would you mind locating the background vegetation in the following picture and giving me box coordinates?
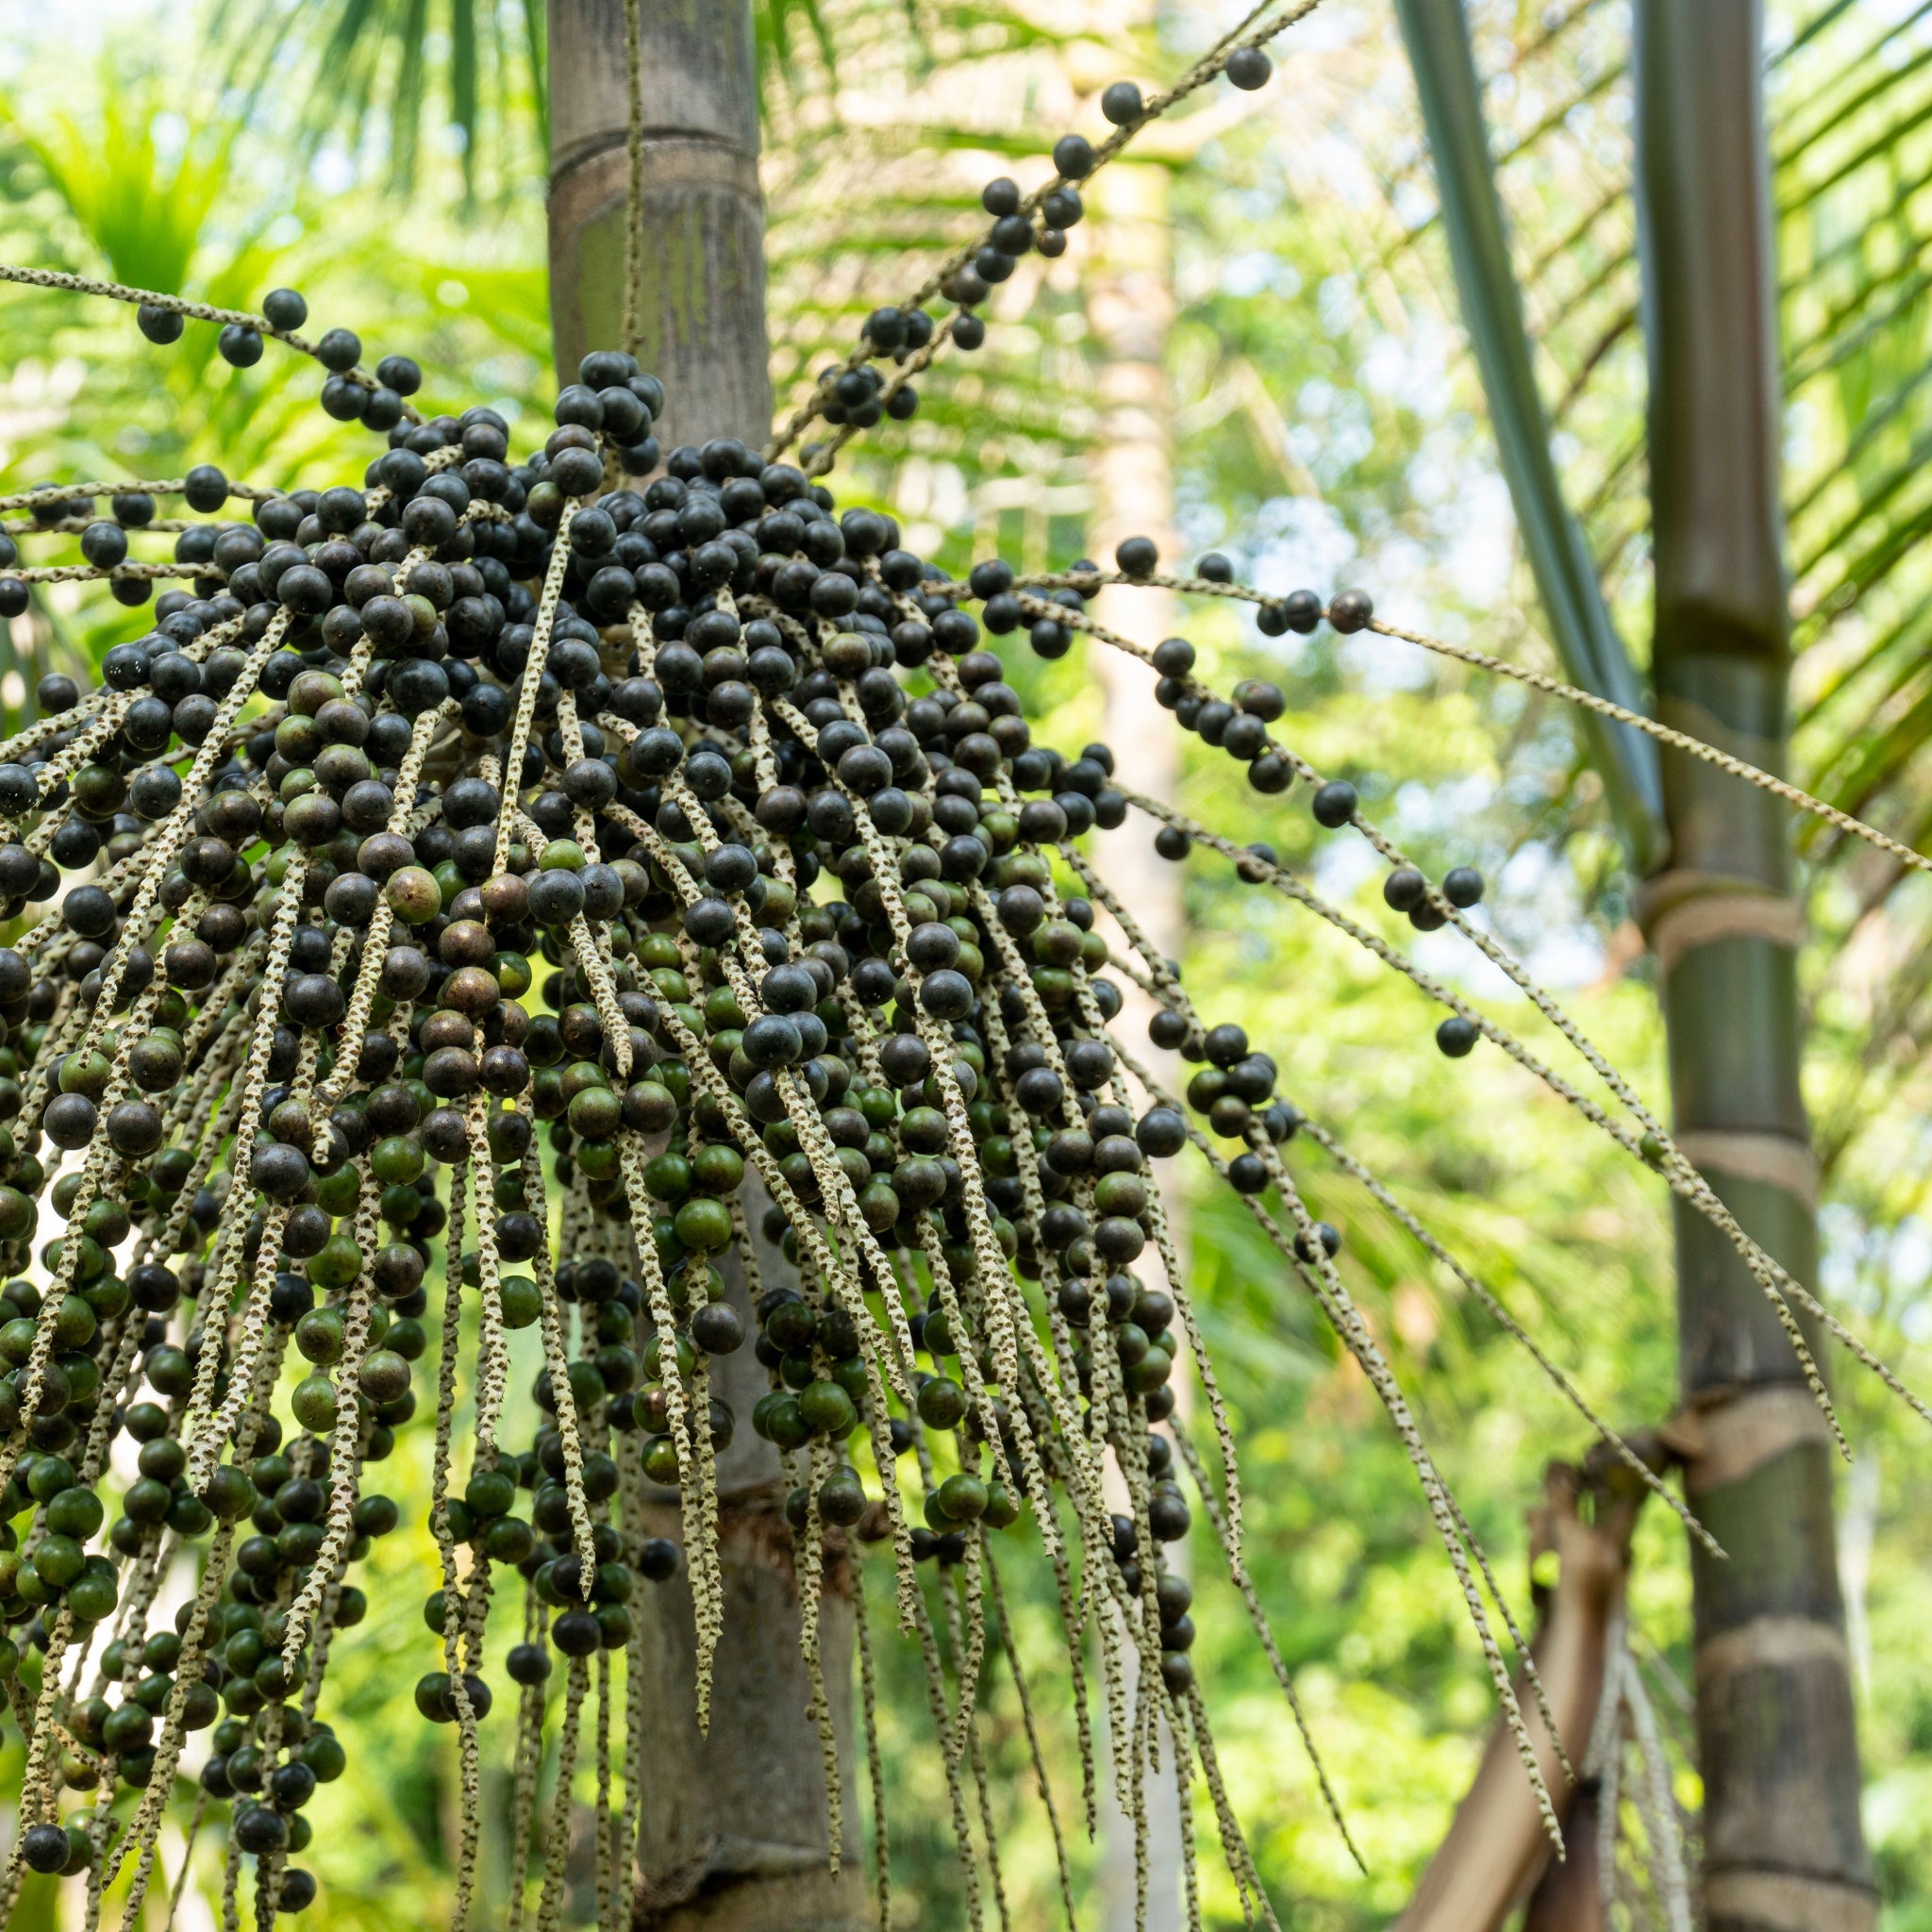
[2,1,1930,1925]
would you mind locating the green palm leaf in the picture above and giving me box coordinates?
[1391,0,1932,1223]
[1391,0,1664,869]
[1,75,236,293]
[197,0,921,197]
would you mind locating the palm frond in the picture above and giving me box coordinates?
[1391,0,1663,869]
[1772,1,1932,168]
[204,0,543,199]
[1392,0,1932,1188]
[0,75,237,293]
[199,0,929,200]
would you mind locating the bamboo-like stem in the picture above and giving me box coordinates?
[1635,3,1874,1919]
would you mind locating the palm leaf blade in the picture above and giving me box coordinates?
[1392,0,1664,871]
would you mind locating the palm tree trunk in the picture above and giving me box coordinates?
[625,1213,865,1932]
[544,8,862,1926]
[1087,150,1188,1932]
[1633,6,1874,1926]
[547,0,773,445]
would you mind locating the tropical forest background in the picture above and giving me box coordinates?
[2,0,1932,1925]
